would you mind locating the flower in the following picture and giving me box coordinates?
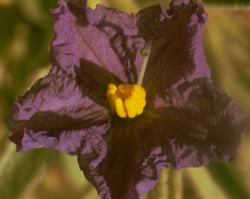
[8,0,248,199]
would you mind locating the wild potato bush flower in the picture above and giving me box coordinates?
[8,0,248,199]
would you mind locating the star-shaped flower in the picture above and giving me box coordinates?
[8,0,248,199]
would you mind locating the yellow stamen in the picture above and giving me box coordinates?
[106,83,146,118]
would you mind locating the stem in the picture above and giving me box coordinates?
[137,41,152,85]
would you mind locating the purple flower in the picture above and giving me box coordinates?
[8,0,248,199]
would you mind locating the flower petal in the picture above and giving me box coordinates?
[76,59,122,108]
[143,78,249,169]
[52,0,145,83]
[9,68,110,154]
[78,118,166,199]
[137,0,210,96]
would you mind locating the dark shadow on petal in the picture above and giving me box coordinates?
[97,21,142,83]
[76,59,122,108]
[67,2,144,83]
[28,111,108,132]
[7,68,111,153]
[137,2,210,101]
[67,0,88,26]
[78,118,144,199]
[8,109,109,134]
[9,110,110,154]
[52,1,145,83]
[140,78,249,169]
[77,117,166,199]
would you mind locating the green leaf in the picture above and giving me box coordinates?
[0,144,55,199]
[207,163,250,199]
[184,168,228,199]
[204,7,250,113]
[204,0,250,5]
[0,5,18,53]
[142,169,183,199]
[146,169,169,199]
[134,0,250,7]
[135,0,170,7]
[167,170,183,199]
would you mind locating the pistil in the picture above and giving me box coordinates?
[137,41,152,85]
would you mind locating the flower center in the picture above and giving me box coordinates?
[106,83,146,118]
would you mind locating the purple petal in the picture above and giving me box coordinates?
[137,0,210,96]
[9,68,110,154]
[52,0,145,83]
[77,118,163,199]
[143,78,249,169]
[76,59,122,108]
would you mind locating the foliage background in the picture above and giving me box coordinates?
[0,0,249,199]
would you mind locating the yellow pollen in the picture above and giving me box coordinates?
[106,83,146,118]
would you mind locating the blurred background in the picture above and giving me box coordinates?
[0,0,249,199]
